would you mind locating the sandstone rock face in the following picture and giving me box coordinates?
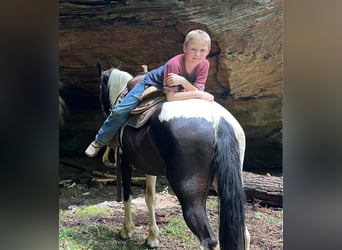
[59,0,282,170]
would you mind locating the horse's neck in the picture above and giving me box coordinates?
[108,69,133,104]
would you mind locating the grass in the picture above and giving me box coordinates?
[159,217,196,249]
[59,227,80,250]
[59,192,282,249]
[253,209,283,225]
[59,222,147,250]
[207,196,219,209]
[59,200,199,249]
[162,217,192,240]
[59,203,137,250]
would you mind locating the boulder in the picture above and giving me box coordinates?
[59,0,282,170]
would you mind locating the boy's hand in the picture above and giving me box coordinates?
[166,73,185,87]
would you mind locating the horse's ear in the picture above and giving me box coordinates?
[96,61,102,77]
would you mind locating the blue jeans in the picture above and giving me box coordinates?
[95,81,146,145]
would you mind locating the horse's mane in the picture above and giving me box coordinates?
[108,68,133,106]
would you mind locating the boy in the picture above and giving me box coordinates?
[85,29,214,157]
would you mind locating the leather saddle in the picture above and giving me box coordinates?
[103,70,165,170]
[127,86,165,128]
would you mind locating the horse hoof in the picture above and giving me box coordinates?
[144,238,159,249]
[213,244,220,250]
[119,228,132,239]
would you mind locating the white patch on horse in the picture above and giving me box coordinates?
[158,99,214,123]
[159,99,245,170]
[159,100,243,133]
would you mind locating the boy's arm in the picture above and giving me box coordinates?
[165,73,197,91]
[165,72,214,102]
[166,90,214,102]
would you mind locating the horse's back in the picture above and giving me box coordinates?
[147,99,220,187]
[157,99,244,144]
[122,99,219,176]
[152,106,214,170]
[122,99,244,176]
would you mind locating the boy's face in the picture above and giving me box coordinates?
[183,39,210,64]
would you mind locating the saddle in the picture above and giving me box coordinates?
[127,86,165,128]
[113,71,166,128]
[102,66,165,170]
[103,85,165,169]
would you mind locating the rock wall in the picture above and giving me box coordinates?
[59,0,282,170]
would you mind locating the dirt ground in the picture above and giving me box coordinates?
[59,178,283,249]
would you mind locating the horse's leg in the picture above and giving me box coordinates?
[120,196,134,238]
[170,176,219,250]
[119,154,134,239]
[144,175,159,248]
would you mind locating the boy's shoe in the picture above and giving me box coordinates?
[85,140,104,157]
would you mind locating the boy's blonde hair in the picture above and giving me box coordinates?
[183,29,211,48]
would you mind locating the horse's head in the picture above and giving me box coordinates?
[97,62,114,88]
[97,61,120,87]
[97,62,134,116]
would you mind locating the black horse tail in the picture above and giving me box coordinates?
[212,117,246,250]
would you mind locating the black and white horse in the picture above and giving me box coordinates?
[99,65,250,250]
